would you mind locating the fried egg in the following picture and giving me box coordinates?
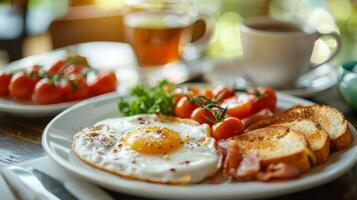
[72,114,221,184]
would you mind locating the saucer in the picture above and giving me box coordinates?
[204,58,338,98]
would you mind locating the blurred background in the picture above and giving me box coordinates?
[0,0,355,67]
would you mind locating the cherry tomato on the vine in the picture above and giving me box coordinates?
[174,96,198,118]
[213,86,235,102]
[190,107,215,126]
[202,87,213,99]
[61,74,90,101]
[249,86,277,113]
[47,60,66,75]
[211,117,245,140]
[89,72,117,96]
[222,95,252,119]
[33,79,65,104]
[0,73,12,97]
[63,64,84,75]
[9,72,39,100]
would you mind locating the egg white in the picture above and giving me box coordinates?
[72,114,221,184]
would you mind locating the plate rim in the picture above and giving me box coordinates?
[42,92,357,200]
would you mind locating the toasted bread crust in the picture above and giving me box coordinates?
[246,104,353,152]
[331,122,353,151]
[272,120,330,164]
[261,151,311,172]
[235,126,314,173]
[314,139,330,164]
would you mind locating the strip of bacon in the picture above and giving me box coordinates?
[254,163,300,181]
[236,151,260,180]
[219,140,300,182]
[242,108,273,127]
[218,140,243,177]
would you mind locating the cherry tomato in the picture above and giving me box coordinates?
[89,72,117,96]
[203,87,213,99]
[28,65,46,79]
[63,64,84,75]
[174,90,185,104]
[174,97,198,118]
[61,75,90,101]
[0,73,12,97]
[222,95,252,119]
[9,72,39,100]
[187,86,201,96]
[33,79,65,104]
[173,87,198,104]
[190,107,215,126]
[211,117,245,140]
[249,86,277,113]
[213,86,235,101]
[30,65,41,74]
[47,60,66,75]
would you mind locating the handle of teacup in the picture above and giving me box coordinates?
[311,31,342,68]
[182,11,216,60]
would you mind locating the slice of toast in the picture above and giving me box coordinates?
[246,105,353,151]
[233,126,315,172]
[271,119,329,164]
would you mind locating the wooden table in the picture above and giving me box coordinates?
[0,86,356,200]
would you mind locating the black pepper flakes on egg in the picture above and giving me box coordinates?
[169,168,176,173]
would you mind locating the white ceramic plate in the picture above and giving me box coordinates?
[42,92,357,200]
[0,42,139,117]
[205,58,338,98]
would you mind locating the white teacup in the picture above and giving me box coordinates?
[240,17,341,87]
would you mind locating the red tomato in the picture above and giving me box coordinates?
[174,97,198,118]
[47,60,66,75]
[173,87,197,104]
[89,72,117,96]
[9,72,39,100]
[0,73,12,97]
[187,86,201,97]
[63,64,84,75]
[33,79,65,104]
[213,86,235,101]
[173,87,212,104]
[190,107,215,126]
[30,65,41,75]
[174,91,185,104]
[222,95,252,119]
[203,87,213,99]
[211,117,245,140]
[61,75,90,101]
[249,86,277,113]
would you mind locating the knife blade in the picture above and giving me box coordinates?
[29,168,79,200]
[7,166,78,200]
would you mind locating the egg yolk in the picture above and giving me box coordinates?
[125,126,182,155]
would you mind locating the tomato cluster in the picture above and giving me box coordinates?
[0,56,117,105]
[173,86,277,141]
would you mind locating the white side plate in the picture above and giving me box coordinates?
[0,42,139,117]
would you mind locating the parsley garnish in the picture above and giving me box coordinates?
[117,80,175,116]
